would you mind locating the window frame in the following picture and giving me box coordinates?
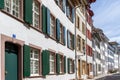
[32,0,41,30]
[54,0,64,11]
[59,54,64,74]
[68,31,74,50]
[50,14,56,39]
[4,0,23,19]
[77,35,81,51]
[59,23,64,44]
[29,44,42,77]
[68,59,74,74]
[66,0,73,21]
[76,15,80,30]
[49,50,56,74]
[82,22,85,35]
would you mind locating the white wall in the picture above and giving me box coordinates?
[0,0,76,79]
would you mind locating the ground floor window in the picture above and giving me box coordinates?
[49,52,55,74]
[30,48,40,76]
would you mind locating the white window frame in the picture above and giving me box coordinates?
[50,54,55,74]
[32,0,40,28]
[69,60,73,73]
[59,56,63,73]
[50,14,55,38]
[60,24,63,43]
[77,36,81,51]
[30,48,39,76]
[4,0,20,18]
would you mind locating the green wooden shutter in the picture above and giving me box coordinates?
[64,56,66,73]
[63,27,66,45]
[56,18,60,42]
[47,8,50,35]
[56,54,60,74]
[0,0,4,9]
[23,45,30,77]
[24,0,33,24]
[72,35,75,50]
[72,8,75,23]
[67,30,70,48]
[67,58,70,73]
[42,50,50,76]
[42,5,47,33]
[73,60,75,73]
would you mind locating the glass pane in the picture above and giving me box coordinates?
[34,61,39,74]
[34,50,39,59]
[30,60,33,74]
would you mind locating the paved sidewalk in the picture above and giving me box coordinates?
[86,73,119,80]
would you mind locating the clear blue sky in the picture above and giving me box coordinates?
[91,0,120,43]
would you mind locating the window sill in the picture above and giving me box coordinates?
[28,75,45,78]
[48,35,57,41]
[68,47,74,51]
[30,25,42,33]
[59,41,64,46]
[68,72,74,74]
[1,10,24,24]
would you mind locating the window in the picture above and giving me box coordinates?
[30,48,40,76]
[82,39,85,52]
[55,0,63,10]
[69,60,73,73]
[4,0,21,18]
[50,14,56,38]
[69,33,73,49]
[82,22,85,35]
[32,0,40,28]
[66,1,72,21]
[68,59,74,73]
[60,23,64,43]
[59,55,64,73]
[67,31,74,49]
[76,15,80,29]
[50,53,55,74]
[97,53,101,60]
[77,35,81,51]
[80,5,85,15]
[98,64,101,71]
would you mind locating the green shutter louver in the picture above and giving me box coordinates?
[56,54,60,74]
[72,35,75,50]
[24,0,33,24]
[56,18,60,42]
[46,8,50,35]
[63,27,66,45]
[67,58,70,73]
[0,0,4,9]
[73,60,75,73]
[23,45,30,77]
[67,30,70,48]
[72,8,75,23]
[42,50,50,76]
[42,5,50,35]
[64,56,66,73]
[42,5,47,33]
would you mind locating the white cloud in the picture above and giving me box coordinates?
[91,0,120,43]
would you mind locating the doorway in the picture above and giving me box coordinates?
[5,42,18,80]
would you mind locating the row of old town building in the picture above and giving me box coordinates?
[0,0,119,80]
